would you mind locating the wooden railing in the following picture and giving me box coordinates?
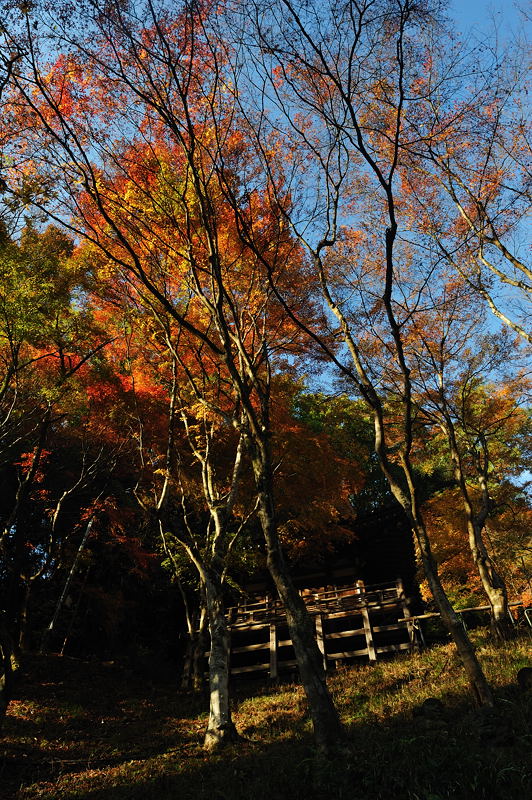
[398,600,526,647]
[226,581,404,625]
[203,589,529,679]
[221,579,412,677]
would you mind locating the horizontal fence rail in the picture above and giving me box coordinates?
[200,583,529,679]
[207,579,415,677]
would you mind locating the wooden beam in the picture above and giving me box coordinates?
[371,623,409,633]
[231,658,299,676]
[231,642,269,654]
[230,638,293,655]
[325,628,366,639]
[230,663,270,675]
[375,642,411,653]
[325,647,370,659]
[361,603,377,663]
[269,622,278,679]
[315,614,327,672]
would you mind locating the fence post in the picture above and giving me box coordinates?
[269,622,278,679]
[315,614,327,672]
[396,577,416,651]
[361,603,377,663]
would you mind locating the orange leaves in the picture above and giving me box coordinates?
[36,53,100,130]
[17,448,51,481]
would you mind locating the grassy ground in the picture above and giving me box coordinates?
[1,631,531,800]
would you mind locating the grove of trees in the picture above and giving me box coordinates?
[0,0,530,753]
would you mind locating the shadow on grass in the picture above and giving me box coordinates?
[3,649,531,800]
[6,683,531,800]
[1,655,206,799]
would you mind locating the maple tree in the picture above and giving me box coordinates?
[81,235,360,744]
[403,28,531,344]
[0,222,114,650]
[37,40,344,748]
[236,0,505,704]
[403,275,530,635]
[0,0,354,751]
[112,304,253,748]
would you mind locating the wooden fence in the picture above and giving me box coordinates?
[202,583,530,679]
[220,579,413,678]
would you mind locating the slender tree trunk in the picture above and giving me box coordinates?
[203,571,239,750]
[412,514,494,706]
[0,616,14,728]
[5,565,29,659]
[181,603,208,692]
[250,444,347,755]
[60,566,91,656]
[40,515,96,654]
[445,422,510,639]
[16,581,31,652]
[374,428,493,705]
[191,614,209,693]
[369,368,493,704]
[468,521,510,639]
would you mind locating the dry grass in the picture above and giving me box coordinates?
[1,630,531,799]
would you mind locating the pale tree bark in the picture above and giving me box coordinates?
[159,493,240,748]
[159,516,240,749]
[135,343,247,749]
[469,520,509,638]
[203,569,239,749]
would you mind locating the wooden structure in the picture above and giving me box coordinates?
[221,579,414,678]
[398,600,526,646]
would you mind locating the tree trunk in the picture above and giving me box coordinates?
[372,418,494,706]
[413,517,494,706]
[251,447,346,755]
[181,606,208,693]
[469,521,510,639]
[16,581,31,653]
[203,572,239,750]
[445,422,511,640]
[191,619,209,693]
[0,617,14,729]
[4,567,30,659]
[41,515,96,654]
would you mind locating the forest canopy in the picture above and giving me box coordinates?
[0,0,530,752]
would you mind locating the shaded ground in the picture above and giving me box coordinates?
[1,633,531,799]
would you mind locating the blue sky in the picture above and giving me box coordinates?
[449,0,526,34]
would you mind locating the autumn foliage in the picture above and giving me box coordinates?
[0,0,530,746]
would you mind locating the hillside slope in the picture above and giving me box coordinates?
[1,633,531,799]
